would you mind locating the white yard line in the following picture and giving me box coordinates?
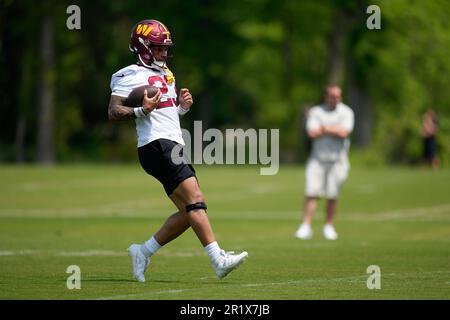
[0,250,125,257]
[1,204,448,257]
[1,203,449,220]
[0,249,203,257]
[56,250,126,257]
[0,250,41,256]
[94,270,450,300]
[341,203,450,221]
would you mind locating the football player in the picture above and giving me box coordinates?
[108,19,248,282]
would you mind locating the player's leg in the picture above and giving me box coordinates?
[169,177,215,246]
[128,141,192,282]
[130,139,247,281]
[325,199,337,225]
[295,158,324,239]
[170,176,248,279]
[323,158,349,240]
[128,211,194,283]
[153,211,191,245]
[130,207,193,283]
[303,197,318,225]
[295,197,316,240]
[136,211,191,267]
[323,198,338,240]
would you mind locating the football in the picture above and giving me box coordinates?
[123,85,159,107]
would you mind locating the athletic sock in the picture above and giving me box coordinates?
[140,236,161,258]
[204,241,221,262]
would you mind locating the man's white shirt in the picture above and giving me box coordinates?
[307,102,354,162]
[110,64,186,147]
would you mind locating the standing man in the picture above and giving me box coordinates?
[108,19,248,282]
[295,85,354,240]
[421,108,440,169]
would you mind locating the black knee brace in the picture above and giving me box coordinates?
[186,202,207,213]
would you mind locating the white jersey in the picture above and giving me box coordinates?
[110,64,185,147]
[307,102,354,162]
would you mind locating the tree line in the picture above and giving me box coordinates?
[1,0,449,165]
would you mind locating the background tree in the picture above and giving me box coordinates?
[0,0,448,166]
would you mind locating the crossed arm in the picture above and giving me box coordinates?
[308,125,350,139]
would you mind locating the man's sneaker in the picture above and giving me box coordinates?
[295,223,313,240]
[323,224,338,240]
[212,250,248,279]
[127,244,150,282]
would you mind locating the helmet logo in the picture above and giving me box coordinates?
[136,24,153,36]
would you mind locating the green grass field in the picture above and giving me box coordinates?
[0,164,449,299]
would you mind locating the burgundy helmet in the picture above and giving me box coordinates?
[129,19,173,67]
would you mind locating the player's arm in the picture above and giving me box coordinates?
[306,110,325,138]
[108,90,162,121]
[108,95,136,121]
[322,125,350,138]
[323,110,354,138]
[178,88,193,114]
[307,121,351,139]
[307,127,325,139]
[308,125,349,138]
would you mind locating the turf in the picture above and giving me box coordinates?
[0,164,449,299]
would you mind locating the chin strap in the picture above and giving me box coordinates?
[137,53,167,70]
[152,60,167,68]
[137,54,153,69]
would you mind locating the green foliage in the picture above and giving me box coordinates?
[354,0,450,165]
[0,0,449,165]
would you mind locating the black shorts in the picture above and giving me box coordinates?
[138,138,196,196]
[423,136,437,159]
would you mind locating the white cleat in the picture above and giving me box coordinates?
[127,244,150,282]
[295,223,313,240]
[212,250,248,279]
[323,224,338,240]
